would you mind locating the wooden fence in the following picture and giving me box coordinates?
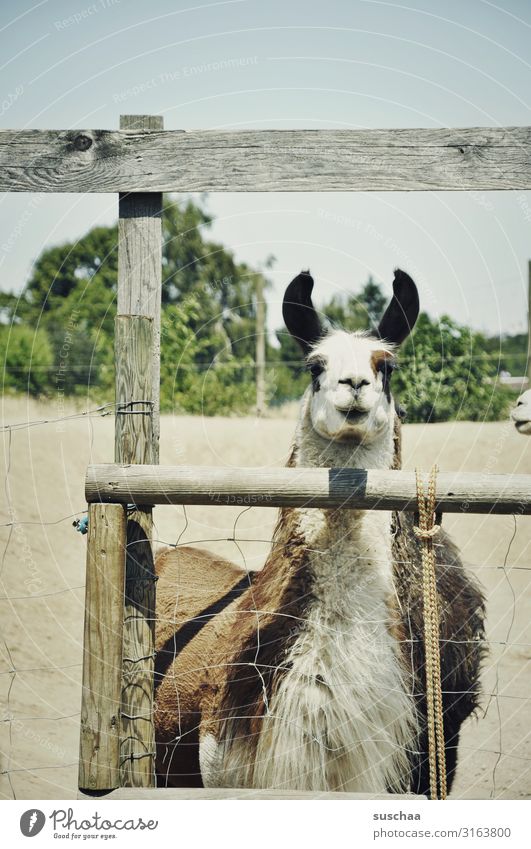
[86,464,531,515]
[2,115,531,799]
[2,127,531,193]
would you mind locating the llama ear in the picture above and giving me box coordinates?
[377,268,419,345]
[282,271,323,354]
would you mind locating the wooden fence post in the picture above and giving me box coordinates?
[117,114,163,787]
[78,503,126,792]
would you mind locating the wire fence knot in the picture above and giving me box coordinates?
[413,524,441,540]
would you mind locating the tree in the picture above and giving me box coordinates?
[393,313,511,422]
[161,199,265,362]
[160,299,255,415]
[0,325,54,396]
[483,332,528,377]
[10,225,118,332]
[0,196,268,410]
[1,224,118,399]
[359,276,387,322]
[268,327,309,406]
[0,212,514,422]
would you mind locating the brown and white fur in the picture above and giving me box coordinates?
[154,269,485,795]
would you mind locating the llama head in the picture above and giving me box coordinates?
[282,268,419,444]
[511,388,531,435]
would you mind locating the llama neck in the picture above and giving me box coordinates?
[216,391,415,792]
[271,386,399,602]
[245,393,414,792]
[290,386,396,583]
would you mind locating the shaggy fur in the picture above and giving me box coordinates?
[153,416,484,793]
[392,509,485,795]
[153,269,486,795]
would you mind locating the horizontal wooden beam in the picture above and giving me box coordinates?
[85,464,531,515]
[79,787,424,800]
[2,127,531,192]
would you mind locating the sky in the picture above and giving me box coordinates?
[1,0,531,338]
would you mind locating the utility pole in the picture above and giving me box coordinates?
[255,273,266,416]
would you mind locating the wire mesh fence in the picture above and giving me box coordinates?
[1,400,530,799]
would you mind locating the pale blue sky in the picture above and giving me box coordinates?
[1,0,530,337]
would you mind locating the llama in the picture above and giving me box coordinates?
[511,388,531,434]
[154,269,485,795]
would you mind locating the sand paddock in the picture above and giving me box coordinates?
[0,398,529,799]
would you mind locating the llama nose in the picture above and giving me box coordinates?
[338,378,370,394]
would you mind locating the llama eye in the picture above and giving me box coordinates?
[308,362,324,379]
[376,359,396,378]
[307,359,325,391]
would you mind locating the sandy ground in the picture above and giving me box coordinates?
[0,397,530,800]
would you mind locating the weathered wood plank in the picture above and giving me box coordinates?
[114,316,154,466]
[78,788,425,800]
[115,117,162,791]
[78,503,126,792]
[86,464,531,515]
[119,510,156,788]
[115,315,157,792]
[115,321,157,790]
[117,197,162,317]
[1,127,531,192]
[118,114,162,459]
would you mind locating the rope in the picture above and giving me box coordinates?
[413,464,447,800]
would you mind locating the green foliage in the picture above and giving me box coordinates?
[1,223,119,400]
[17,225,119,334]
[359,276,387,321]
[0,325,54,396]
[0,199,515,422]
[268,328,308,406]
[159,300,255,415]
[266,364,309,408]
[1,197,268,411]
[322,275,386,332]
[483,332,528,377]
[178,360,256,416]
[161,199,264,362]
[391,313,512,422]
